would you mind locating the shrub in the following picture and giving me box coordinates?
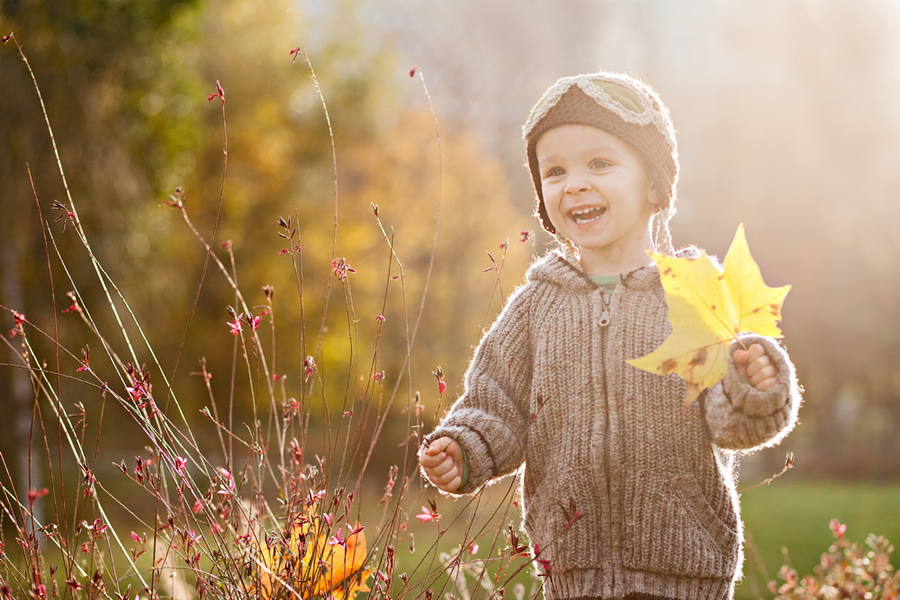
[770,519,900,599]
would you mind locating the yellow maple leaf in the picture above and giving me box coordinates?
[627,223,791,405]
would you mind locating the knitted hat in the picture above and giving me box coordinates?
[522,72,679,239]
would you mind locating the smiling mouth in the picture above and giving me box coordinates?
[570,206,607,224]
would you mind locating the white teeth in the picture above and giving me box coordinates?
[570,206,606,223]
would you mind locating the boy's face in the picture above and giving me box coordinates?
[535,124,657,275]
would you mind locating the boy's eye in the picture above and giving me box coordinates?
[544,167,565,178]
[590,159,611,169]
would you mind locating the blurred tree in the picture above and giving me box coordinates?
[0,0,537,515]
[0,0,202,527]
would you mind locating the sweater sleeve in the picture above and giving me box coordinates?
[422,286,534,495]
[702,334,801,452]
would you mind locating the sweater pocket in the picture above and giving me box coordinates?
[522,465,581,562]
[622,470,740,579]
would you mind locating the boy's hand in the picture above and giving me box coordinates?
[420,436,464,493]
[734,342,778,391]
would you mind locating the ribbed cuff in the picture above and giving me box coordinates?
[706,335,799,450]
[425,417,496,494]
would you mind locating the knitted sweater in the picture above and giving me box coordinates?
[424,250,801,600]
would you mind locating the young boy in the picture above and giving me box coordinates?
[419,72,801,600]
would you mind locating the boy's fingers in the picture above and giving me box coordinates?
[431,459,455,478]
[444,475,462,493]
[419,452,442,468]
[755,377,777,391]
[425,436,453,456]
[748,343,766,361]
[445,441,462,461]
[750,365,777,388]
[431,465,458,487]
[733,348,749,378]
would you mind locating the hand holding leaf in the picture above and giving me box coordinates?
[627,224,790,405]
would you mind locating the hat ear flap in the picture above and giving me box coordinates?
[536,195,556,234]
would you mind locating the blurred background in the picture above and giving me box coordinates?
[2,0,899,597]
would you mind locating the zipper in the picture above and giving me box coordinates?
[598,288,615,589]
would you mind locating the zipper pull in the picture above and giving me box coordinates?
[598,292,611,328]
[598,309,610,328]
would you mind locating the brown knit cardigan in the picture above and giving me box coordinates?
[424,250,801,600]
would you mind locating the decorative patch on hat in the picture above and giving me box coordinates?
[522,72,674,148]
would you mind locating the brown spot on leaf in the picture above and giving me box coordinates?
[689,347,708,367]
[660,358,678,374]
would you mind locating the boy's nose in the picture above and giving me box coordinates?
[564,174,591,194]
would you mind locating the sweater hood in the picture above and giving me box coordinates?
[526,247,702,292]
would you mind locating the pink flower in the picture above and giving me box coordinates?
[216,467,235,495]
[184,529,201,547]
[304,356,317,381]
[207,80,225,103]
[415,505,440,523]
[331,257,356,281]
[85,518,107,535]
[76,345,90,372]
[130,532,143,544]
[432,366,446,395]
[81,465,96,497]
[306,489,326,507]
[175,456,188,474]
[226,315,243,335]
[27,488,48,506]
[830,519,847,538]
